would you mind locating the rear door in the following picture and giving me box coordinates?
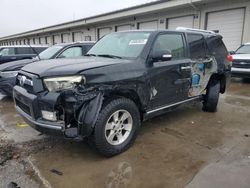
[186,33,216,97]
[147,32,191,109]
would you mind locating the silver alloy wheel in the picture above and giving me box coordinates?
[105,110,133,146]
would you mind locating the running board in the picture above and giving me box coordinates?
[146,96,202,115]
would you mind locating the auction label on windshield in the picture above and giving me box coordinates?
[129,39,148,45]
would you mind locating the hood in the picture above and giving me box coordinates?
[22,57,131,77]
[232,54,250,60]
[0,59,36,72]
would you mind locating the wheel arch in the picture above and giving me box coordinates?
[103,90,145,119]
[209,73,227,94]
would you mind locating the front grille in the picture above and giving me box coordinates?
[16,73,34,93]
[16,99,31,116]
[232,60,250,69]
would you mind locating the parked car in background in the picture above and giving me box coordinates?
[231,43,250,78]
[13,29,231,156]
[0,45,47,64]
[0,42,95,96]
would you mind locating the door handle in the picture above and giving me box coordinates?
[180,66,191,70]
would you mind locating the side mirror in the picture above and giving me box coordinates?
[152,50,172,62]
[229,51,235,55]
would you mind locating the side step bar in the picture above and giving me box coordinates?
[146,96,202,115]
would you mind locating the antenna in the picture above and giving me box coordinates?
[26,38,41,60]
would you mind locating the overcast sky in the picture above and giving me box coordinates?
[0,0,156,37]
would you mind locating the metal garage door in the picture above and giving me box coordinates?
[73,32,83,42]
[168,16,194,29]
[98,27,112,39]
[138,21,158,30]
[116,24,132,32]
[206,8,245,51]
[40,37,46,44]
[46,36,52,45]
[53,35,61,44]
[62,33,70,43]
[35,38,39,44]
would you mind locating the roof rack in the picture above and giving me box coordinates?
[176,27,215,34]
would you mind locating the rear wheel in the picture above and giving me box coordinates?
[90,98,140,157]
[203,79,220,112]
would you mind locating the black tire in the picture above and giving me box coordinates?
[203,79,220,112]
[89,98,141,157]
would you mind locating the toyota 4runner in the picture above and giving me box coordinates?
[13,29,231,156]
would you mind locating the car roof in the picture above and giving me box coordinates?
[0,45,48,48]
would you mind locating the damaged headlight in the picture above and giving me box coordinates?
[0,71,19,78]
[44,76,85,92]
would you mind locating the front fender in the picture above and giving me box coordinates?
[77,92,104,136]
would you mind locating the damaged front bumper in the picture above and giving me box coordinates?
[13,85,103,139]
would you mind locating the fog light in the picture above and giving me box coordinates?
[41,110,57,121]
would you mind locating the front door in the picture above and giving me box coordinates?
[147,32,192,110]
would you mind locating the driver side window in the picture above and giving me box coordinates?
[153,33,185,59]
[58,46,83,58]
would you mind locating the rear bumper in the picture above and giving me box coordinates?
[13,85,64,136]
[231,67,250,78]
[0,76,15,96]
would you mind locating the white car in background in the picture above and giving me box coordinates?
[231,43,250,78]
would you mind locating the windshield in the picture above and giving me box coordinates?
[87,32,151,59]
[38,45,63,59]
[235,45,250,54]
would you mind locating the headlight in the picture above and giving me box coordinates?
[0,71,19,78]
[43,75,85,92]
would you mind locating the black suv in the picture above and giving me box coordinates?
[0,42,95,96]
[0,45,47,64]
[13,30,231,156]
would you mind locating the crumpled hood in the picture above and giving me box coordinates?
[0,59,36,72]
[232,54,250,60]
[22,57,130,77]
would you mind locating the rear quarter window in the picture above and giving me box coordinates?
[206,36,228,57]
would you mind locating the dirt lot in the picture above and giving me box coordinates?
[0,78,250,188]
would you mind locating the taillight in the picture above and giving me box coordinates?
[227,55,233,62]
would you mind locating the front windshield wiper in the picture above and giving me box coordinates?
[97,54,122,59]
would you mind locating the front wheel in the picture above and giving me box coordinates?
[203,79,220,112]
[90,98,141,157]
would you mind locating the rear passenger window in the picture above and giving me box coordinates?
[153,33,185,59]
[187,34,206,59]
[16,47,33,54]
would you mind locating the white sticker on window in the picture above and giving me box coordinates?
[129,39,148,45]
